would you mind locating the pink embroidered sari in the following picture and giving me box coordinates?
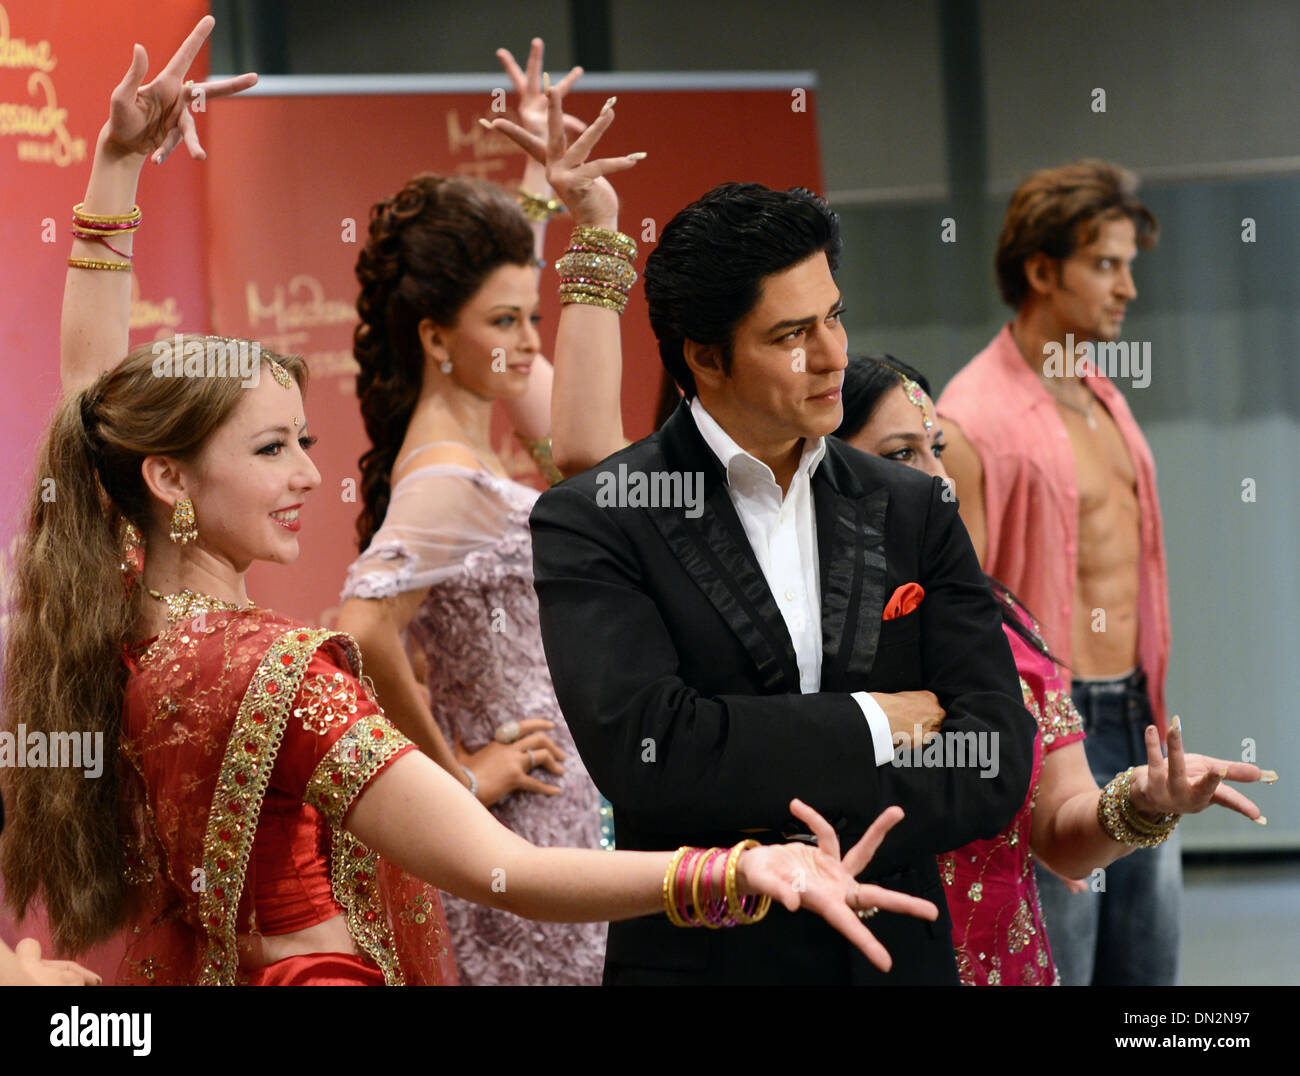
[938,625,1085,985]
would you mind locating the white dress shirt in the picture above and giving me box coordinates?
[689,397,894,765]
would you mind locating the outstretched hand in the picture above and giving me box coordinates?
[739,800,939,973]
[1128,716,1273,823]
[495,38,584,139]
[102,15,258,164]
[484,82,643,229]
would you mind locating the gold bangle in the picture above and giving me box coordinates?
[68,256,132,272]
[517,188,564,222]
[513,433,564,487]
[569,224,637,261]
[72,202,142,224]
[725,839,771,925]
[558,290,628,315]
[662,846,692,927]
[1097,768,1178,847]
[558,281,631,303]
[555,251,638,291]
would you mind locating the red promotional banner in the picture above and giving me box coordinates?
[0,0,212,977]
[202,81,824,626]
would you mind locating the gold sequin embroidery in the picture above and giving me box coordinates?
[1042,687,1085,746]
[294,672,359,735]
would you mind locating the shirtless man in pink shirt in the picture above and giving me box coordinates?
[938,160,1179,985]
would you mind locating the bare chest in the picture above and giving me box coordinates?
[1057,401,1138,516]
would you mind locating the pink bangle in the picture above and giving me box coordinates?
[699,847,733,927]
[71,215,140,233]
[71,231,133,260]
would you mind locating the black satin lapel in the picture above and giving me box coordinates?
[647,482,801,696]
[650,403,801,695]
[817,481,889,690]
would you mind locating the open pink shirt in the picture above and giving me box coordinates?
[937,324,1172,735]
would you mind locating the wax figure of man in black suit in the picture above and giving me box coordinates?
[530,184,1036,985]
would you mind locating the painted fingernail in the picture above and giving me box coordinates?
[627,151,648,160]
[1219,765,1229,778]
[1260,769,1279,784]
[1170,715,1182,734]
[478,118,495,130]
[543,71,551,92]
[602,95,617,112]
[1253,816,1268,825]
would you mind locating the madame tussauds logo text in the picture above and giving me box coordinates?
[151,335,261,387]
[0,723,103,778]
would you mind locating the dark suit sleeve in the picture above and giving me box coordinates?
[865,477,1037,865]
[530,480,1034,864]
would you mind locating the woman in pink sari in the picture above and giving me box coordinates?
[0,17,937,985]
[834,354,1271,984]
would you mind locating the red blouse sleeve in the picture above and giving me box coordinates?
[272,637,417,827]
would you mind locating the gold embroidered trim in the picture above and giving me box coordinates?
[304,712,413,985]
[304,713,411,829]
[197,626,332,985]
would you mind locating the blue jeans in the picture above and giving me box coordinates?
[1034,667,1182,985]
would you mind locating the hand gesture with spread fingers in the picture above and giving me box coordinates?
[102,15,258,164]
[495,37,585,139]
[484,83,644,230]
[1128,716,1271,822]
[740,800,940,972]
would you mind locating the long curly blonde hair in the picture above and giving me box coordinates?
[0,337,305,954]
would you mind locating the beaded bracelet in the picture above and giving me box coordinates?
[1097,767,1179,847]
[555,251,638,289]
[570,224,637,261]
[558,287,629,315]
[556,226,638,313]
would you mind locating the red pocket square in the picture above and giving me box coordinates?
[883,582,925,620]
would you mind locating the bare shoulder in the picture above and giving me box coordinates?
[393,442,489,484]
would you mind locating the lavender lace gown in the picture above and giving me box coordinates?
[341,447,605,985]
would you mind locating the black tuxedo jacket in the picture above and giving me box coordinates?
[529,402,1035,985]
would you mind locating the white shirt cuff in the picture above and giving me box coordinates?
[852,691,895,766]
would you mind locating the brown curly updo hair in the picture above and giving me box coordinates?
[352,174,534,551]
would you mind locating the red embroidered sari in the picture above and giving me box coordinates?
[116,608,457,986]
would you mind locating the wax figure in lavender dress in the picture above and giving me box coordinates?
[335,42,610,984]
[833,355,1272,984]
[340,447,605,985]
[0,20,940,986]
